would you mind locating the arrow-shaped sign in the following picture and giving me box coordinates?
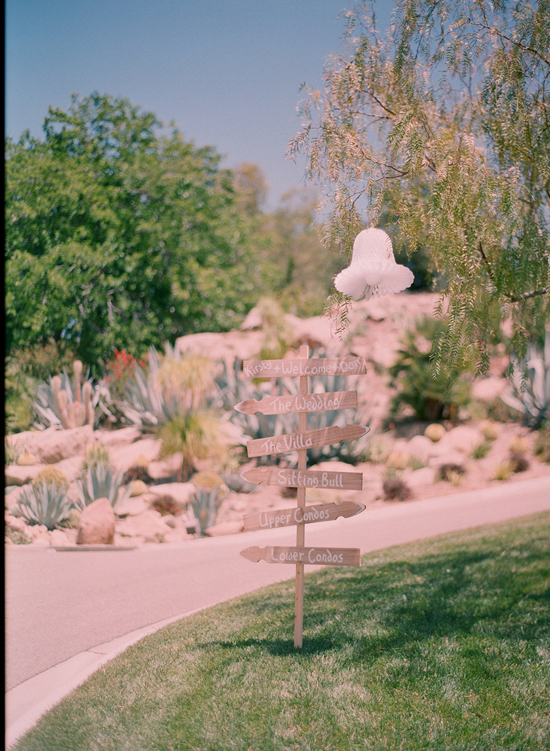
[242,467,363,490]
[243,357,367,379]
[235,391,357,416]
[243,501,365,532]
[240,545,361,566]
[246,424,369,458]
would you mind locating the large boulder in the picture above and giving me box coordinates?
[115,510,171,542]
[204,520,244,537]
[77,498,115,545]
[406,435,435,465]
[14,426,93,464]
[437,426,482,455]
[5,464,48,486]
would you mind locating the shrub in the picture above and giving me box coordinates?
[16,481,74,530]
[437,463,467,483]
[508,436,529,455]
[534,424,550,463]
[509,453,530,473]
[150,495,184,517]
[77,460,131,510]
[479,420,499,441]
[382,477,412,501]
[6,528,33,545]
[364,433,394,464]
[158,413,227,482]
[32,467,68,491]
[4,438,21,467]
[500,332,550,427]
[491,460,515,481]
[17,452,37,466]
[82,442,111,471]
[123,463,153,485]
[389,316,471,421]
[471,442,491,460]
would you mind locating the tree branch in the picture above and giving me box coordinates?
[509,287,549,302]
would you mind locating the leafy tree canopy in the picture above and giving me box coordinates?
[291,0,550,373]
[6,93,261,366]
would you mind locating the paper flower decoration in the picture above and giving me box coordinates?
[334,228,414,300]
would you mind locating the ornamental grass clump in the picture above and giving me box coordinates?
[16,481,75,530]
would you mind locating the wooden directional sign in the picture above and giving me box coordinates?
[241,545,361,567]
[246,424,368,458]
[243,357,368,379]
[243,501,365,532]
[242,467,363,491]
[235,390,357,416]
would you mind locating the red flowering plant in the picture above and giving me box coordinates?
[105,349,147,402]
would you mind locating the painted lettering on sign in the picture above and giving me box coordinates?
[235,391,357,416]
[243,500,365,532]
[243,357,368,379]
[246,424,368,458]
[242,467,363,490]
[240,545,361,567]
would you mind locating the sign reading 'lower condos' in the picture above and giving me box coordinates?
[237,347,368,648]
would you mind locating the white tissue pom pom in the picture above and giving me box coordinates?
[334,228,414,300]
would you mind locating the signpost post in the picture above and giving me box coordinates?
[237,345,369,648]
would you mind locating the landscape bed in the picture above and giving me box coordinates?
[14,511,550,751]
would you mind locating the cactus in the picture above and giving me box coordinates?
[16,481,75,530]
[34,361,108,430]
[32,466,68,491]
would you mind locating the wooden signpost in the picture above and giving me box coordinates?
[237,345,369,648]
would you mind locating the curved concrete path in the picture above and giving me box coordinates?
[6,476,550,747]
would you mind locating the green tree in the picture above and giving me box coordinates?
[6,93,260,366]
[291,0,550,371]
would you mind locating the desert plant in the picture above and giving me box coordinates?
[76,460,131,510]
[364,433,394,464]
[16,481,75,530]
[491,460,515,481]
[4,438,21,467]
[33,361,109,430]
[158,413,227,481]
[123,463,153,485]
[409,455,426,471]
[82,442,111,472]
[32,467,68,491]
[534,424,550,464]
[382,476,412,501]
[150,495,184,517]
[479,420,499,441]
[389,317,471,421]
[437,463,467,483]
[254,297,294,363]
[6,527,33,545]
[471,442,491,460]
[189,486,227,534]
[508,436,529,455]
[500,332,550,427]
[509,453,530,473]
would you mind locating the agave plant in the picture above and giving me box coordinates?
[76,459,131,510]
[16,481,75,530]
[500,332,550,427]
[189,486,226,535]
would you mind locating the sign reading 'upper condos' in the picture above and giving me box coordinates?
[243,357,368,379]
[243,500,366,532]
[246,424,368,458]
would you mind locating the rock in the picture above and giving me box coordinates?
[5,514,30,534]
[471,377,507,401]
[148,454,183,480]
[406,435,434,464]
[407,467,437,488]
[17,452,38,466]
[29,524,49,540]
[285,314,335,350]
[148,482,196,505]
[50,529,73,546]
[115,510,171,540]
[5,464,47,486]
[14,426,94,464]
[425,424,446,442]
[175,330,264,364]
[204,520,244,537]
[314,461,356,474]
[386,452,410,470]
[130,480,149,497]
[94,426,142,447]
[428,450,466,469]
[53,456,84,482]
[109,438,160,473]
[115,496,149,517]
[438,426,481,455]
[4,485,30,510]
[77,498,115,545]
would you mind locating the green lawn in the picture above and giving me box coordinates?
[15,512,550,751]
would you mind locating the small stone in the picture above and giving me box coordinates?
[115,496,149,517]
[130,480,148,497]
[17,453,38,466]
[425,424,446,442]
[77,498,115,545]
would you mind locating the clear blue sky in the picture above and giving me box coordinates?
[6,0,391,208]
[5,0,392,209]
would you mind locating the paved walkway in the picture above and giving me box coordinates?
[6,476,550,747]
